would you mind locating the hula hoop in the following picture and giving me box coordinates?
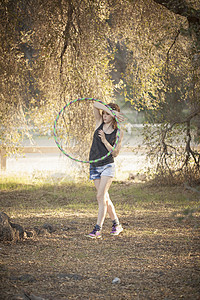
[53,97,120,163]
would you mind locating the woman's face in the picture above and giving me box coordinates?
[102,111,113,124]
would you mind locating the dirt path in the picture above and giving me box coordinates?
[0,182,200,299]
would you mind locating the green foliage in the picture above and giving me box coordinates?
[0,0,199,182]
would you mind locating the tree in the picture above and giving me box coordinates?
[144,0,200,183]
[114,0,200,183]
[0,0,199,182]
[0,0,34,151]
[0,0,114,154]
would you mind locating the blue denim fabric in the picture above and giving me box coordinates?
[89,163,115,180]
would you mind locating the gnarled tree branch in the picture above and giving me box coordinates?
[152,0,200,22]
[60,1,75,73]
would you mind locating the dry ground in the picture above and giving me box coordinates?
[0,179,200,300]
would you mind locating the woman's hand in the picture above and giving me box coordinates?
[115,111,124,123]
[98,130,107,144]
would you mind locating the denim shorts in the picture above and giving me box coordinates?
[89,163,115,180]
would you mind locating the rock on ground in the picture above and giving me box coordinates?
[0,212,25,241]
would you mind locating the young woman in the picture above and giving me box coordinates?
[87,102,124,239]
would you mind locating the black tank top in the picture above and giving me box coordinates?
[89,123,117,167]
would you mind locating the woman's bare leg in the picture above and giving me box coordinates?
[105,192,118,221]
[93,176,113,227]
[94,177,118,227]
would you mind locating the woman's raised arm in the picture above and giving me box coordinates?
[93,102,124,124]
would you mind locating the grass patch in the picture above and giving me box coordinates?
[0,175,199,215]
